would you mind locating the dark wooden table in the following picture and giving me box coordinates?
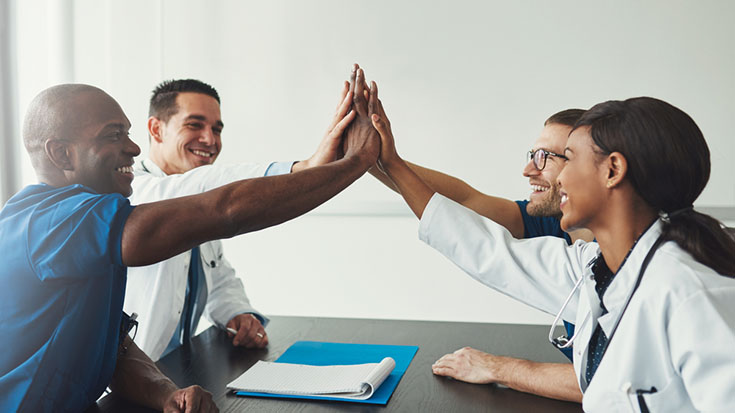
[90,316,582,412]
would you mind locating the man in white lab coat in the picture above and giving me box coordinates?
[125,79,356,360]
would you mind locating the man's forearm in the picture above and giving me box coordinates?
[405,161,475,202]
[495,357,582,403]
[371,161,471,200]
[122,154,373,267]
[374,160,524,237]
[221,155,371,236]
[109,336,178,409]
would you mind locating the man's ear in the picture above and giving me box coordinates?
[604,151,628,189]
[147,117,163,143]
[45,139,74,171]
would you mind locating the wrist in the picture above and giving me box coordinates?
[381,155,407,177]
[157,381,180,409]
[345,149,378,170]
[487,355,521,387]
[291,158,309,173]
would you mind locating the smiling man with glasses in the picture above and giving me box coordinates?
[371,106,593,403]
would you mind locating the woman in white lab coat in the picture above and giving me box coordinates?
[368,89,735,411]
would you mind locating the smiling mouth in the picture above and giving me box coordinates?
[115,166,134,174]
[531,184,550,193]
[190,149,214,158]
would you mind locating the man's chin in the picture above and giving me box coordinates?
[526,199,562,218]
[187,158,216,170]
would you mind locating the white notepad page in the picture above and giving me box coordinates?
[227,357,396,400]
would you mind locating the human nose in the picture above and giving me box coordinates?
[124,135,141,157]
[556,166,566,189]
[522,157,539,177]
[199,128,216,146]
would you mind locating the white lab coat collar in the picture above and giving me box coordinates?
[575,219,664,391]
[597,219,663,337]
[139,158,166,177]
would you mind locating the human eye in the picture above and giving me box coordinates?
[562,149,572,162]
[105,130,125,141]
[186,122,203,130]
[212,127,222,136]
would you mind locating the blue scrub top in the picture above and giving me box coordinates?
[515,200,571,243]
[0,184,134,412]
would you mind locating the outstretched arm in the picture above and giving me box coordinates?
[121,66,380,267]
[432,347,582,403]
[378,161,524,236]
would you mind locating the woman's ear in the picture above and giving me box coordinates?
[45,139,74,171]
[604,151,628,189]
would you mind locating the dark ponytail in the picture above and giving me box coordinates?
[574,97,735,277]
[661,210,735,276]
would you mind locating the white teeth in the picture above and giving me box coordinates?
[531,185,549,192]
[561,194,568,203]
[192,149,212,157]
[116,166,133,173]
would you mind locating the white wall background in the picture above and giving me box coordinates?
[13,0,735,327]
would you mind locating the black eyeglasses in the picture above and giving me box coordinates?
[527,149,568,171]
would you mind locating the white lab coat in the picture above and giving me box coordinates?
[124,159,271,360]
[419,194,735,412]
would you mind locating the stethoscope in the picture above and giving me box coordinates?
[548,262,593,349]
[547,236,665,355]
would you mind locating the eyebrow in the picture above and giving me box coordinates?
[96,123,129,136]
[184,114,224,129]
[533,146,563,154]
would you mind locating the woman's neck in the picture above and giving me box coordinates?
[592,202,658,273]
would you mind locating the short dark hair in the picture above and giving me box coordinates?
[544,109,586,128]
[149,79,220,122]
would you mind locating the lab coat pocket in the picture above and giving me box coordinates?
[200,242,221,269]
[624,377,693,413]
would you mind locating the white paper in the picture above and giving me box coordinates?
[227,357,396,400]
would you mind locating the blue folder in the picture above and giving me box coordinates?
[235,340,419,405]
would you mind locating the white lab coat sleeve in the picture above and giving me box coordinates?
[131,162,269,202]
[418,193,597,320]
[666,286,735,412]
[202,241,269,328]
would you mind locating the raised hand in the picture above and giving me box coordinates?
[292,82,356,171]
[366,81,401,173]
[342,64,380,165]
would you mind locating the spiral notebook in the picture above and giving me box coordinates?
[228,341,419,405]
